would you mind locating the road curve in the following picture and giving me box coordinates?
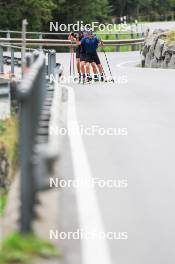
[57,51,175,264]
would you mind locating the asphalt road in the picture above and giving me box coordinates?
[1,21,175,263]
[142,21,175,31]
[0,96,10,119]
[57,51,175,264]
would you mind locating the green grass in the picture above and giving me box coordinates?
[163,31,175,46]
[0,116,18,216]
[0,190,7,216]
[0,116,18,178]
[96,32,116,52]
[96,32,143,52]
[0,232,62,264]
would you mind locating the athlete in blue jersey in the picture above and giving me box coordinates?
[79,30,104,82]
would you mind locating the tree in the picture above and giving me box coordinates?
[52,0,110,25]
[0,0,175,31]
[0,0,56,30]
[109,0,175,21]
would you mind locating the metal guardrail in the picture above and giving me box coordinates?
[0,27,144,36]
[0,43,60,76]
[0,28,145,53]
[17,52,46,231]
[0,37,144,47]
[16,50,60,232]
[0,27,145,54]
[0,44,29,75]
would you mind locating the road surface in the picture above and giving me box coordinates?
[56,51,175,264]
[143,21,175,31]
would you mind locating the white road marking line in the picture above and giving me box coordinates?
[116,60,140,68]
[61,84,112,264]
[116,59,175,72]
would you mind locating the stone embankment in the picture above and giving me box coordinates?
[141,29,175,69]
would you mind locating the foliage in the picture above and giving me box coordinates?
[0,0,56,30]
[109,0,175,19]
[0,116,17,216]
[0,189,7,216]
[0,116,17,177]
[52,0,109,25]
[164,31,175,44]
[0,232,62,264]
[0,0,175,31]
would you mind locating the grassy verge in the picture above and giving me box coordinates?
[0,115,18,216]
[162,31,175,46]
[0,232,62,264]
[96,32,143,52]
[0,116,18,175]
[0,190,7,216]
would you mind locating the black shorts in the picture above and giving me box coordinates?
[80,53,86,62]
[85,52,101,65]
[76,49,80,59]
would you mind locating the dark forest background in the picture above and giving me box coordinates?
[0,0,175,30]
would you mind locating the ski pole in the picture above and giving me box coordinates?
[70,47,72,76]
[101,46,114,83]
[72,47,75,76]
[101,64,108,81]
[70,38,74,76]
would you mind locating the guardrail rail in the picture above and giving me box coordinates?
[17,50,61,232]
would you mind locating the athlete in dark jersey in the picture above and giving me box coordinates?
[73,31,95,83]
[78,32,87,83]
[81,31,104,82]
[75,33,83,59]
[69,31,84,82]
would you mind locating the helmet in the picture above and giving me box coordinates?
[86,28,93,35]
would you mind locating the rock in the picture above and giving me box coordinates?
[142,45,149,58]
[154,38,165,60]
[150,57,158,68]
[161,53,171,68]
[145,50,152,67]
[0,143,10,189]
[168,54,175,69]
[145,33,158,47]
[153,29,165,34]
[162,45,168,57]
[150,43,156,56]
[141,29,175,69]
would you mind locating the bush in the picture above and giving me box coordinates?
[0,116,17,216]
[0,116,17,187]
[0,232,62,264]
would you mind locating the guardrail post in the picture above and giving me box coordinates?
[116,33,120,52]
[48,52,51,76]
[6,31,10,39]
[136,24,140,51]
[0,46,4,73]
[18,53,46,232]
[26,54,32,68]
[21,19,28,77]
[39,32,43,50]
[50,50,56,76]
[19,91,35,232]
[6,31,11,52]
[48,50,56,77]
[11,47,15,74]
[33,50,40,61]
[131,29,135,51]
